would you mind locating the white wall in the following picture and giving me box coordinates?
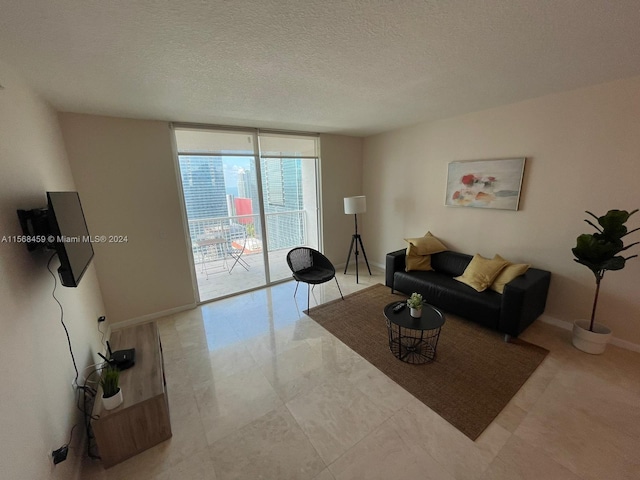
[58,114,196,325]
[363,76,640,346]
[319,134,364,266]
[0,61,106,480]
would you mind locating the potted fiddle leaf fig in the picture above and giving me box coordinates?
[571,209,638,354]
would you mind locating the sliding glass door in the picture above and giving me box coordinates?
[174,127,320,302]
[259,133,320,283]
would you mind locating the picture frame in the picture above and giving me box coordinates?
[445,158,526,211]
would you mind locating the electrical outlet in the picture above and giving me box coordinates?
[52,445,68,464]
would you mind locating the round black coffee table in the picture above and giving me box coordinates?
[383,301,445,364]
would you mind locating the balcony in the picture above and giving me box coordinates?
[188,211,307,301]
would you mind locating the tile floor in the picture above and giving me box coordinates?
[81,268,640,480]
[195,248,293,302]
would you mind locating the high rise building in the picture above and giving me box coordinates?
[261,158,304,249]
[237,168,251,198]
[178,156,228,237]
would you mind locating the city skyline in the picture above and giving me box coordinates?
[178,155,307,252]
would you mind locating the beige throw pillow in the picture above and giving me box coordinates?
[404,232,447,272]
[404,232,448,256]
[490,255,531,293]
[405,252,432,271]
[455,254,509,292]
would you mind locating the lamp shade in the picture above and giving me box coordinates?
[344,196,366,215]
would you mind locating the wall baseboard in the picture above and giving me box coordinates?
[538,314,572,331]
[336,261,385,271]
[610,336,640,353]
[111,303,197,331]
[539,315,640,353]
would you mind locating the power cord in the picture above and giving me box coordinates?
[78,365,104,459]
[47,253,101,460]
[52,424,77,464]
[79,384,101,460]
[47,252,80,386]
[97,319,107,349]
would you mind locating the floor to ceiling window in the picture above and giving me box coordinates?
[173,126,320,302]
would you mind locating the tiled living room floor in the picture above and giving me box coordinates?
[81,268,640,479]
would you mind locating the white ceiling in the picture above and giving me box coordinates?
[1,0,640,136]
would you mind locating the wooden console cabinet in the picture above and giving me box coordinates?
[91,321,172,468]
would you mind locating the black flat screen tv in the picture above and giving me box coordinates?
[18,192,95,287]
[46,192,94,287]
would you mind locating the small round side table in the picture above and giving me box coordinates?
[383,301,446,364]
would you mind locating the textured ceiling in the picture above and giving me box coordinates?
[1,1,640,136]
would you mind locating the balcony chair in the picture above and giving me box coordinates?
[195,235,228,279]
[228,227,250,273]
[286,247,344,312]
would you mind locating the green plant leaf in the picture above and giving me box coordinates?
[100,365,121,397]
[573,235,622,263]
[573,258,601,278]
[600,256,626,271]
[599,210,633,240]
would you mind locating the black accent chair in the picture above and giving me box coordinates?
[286,247,344,312]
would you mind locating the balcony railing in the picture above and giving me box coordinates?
[187,210,307,263]
[187,210,308,300]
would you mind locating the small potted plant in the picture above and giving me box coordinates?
[571,209,638,354]
[100,365,123,410]
[407,292,424,318]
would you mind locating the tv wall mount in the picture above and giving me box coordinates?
[17,207,55,251]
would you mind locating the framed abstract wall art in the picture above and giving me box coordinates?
[445,158,526,211]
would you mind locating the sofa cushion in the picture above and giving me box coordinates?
[455,254,509,292]
[430,251,472,277]
[490,255,531,293]
[394,270,502,329]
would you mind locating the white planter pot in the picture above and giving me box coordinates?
[102,388,123,410]
[410,307,422,318]
[572,320,612,355]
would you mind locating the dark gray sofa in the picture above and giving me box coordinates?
[385,249,551,340]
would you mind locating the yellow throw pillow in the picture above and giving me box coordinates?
[405,252,432,271]
[403,232,448,256]
[490,255,530,293]
[455,254,509,292]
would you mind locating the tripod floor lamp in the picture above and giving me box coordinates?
[344,195,372,283]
